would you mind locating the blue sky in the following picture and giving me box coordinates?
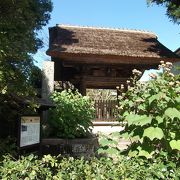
[34,0,180,67]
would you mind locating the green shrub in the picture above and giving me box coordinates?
[47,89,95,138]
[117,61,180,159]
[0,154,53,179]
[0,154,179,179]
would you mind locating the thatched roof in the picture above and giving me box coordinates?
[47,25,179,61]
[175,48,180,56]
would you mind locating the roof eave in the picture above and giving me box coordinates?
[47,50,180,65]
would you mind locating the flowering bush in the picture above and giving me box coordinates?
[47,89,95,138]
[118,61,180,159]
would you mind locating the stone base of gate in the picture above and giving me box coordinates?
[40,136,99,158]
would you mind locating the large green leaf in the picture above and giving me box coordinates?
[170,140,180,150]
[138,150,152,159]
[126,114,152,126]
[128,150,138,157]
[143,127,164,141]
[105,148,119,155]
[175,97,180,103]
[120,132,129,139]
[156,116,164,124]
[97,148,107,154]
[165,108,180,120]
[148,92,165,105]
[148,95,156,105]
[100,137,118,146]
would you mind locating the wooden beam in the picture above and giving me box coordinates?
[71,76,129,89]
[50,52,179,65]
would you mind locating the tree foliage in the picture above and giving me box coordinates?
[0,0,52,121]
[0,0,52,94]
[147,0,180,24]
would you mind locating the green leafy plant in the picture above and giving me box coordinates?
[118,61,180,159]
[0,154,180,179]
[97,132,122,158]
[0,154,53,179]
[47,89,95,138]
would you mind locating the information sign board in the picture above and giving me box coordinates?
[20,116,40,147]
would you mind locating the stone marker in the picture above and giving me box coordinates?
[42,61,54,99]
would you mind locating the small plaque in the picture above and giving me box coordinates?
[20,116,40,147]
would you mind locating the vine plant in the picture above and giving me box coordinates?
[118,61,180,159]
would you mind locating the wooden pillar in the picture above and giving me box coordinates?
[79,66,87,96]
[79,78,86,96]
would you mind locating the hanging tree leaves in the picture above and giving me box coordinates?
[147,0,180,24]
[0,0,52,122]
[0,0,52,95]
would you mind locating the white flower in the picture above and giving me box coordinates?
[149,73,157,79]
[132,69,142,76]
[166,62,172,66]
[165,68,171,72]
[169,82,174,86]
[120,84,124,90]
[168,73,174,77]
[158,65,162,70]
[160,60,164,64]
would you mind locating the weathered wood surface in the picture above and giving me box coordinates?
[94,100,117,122]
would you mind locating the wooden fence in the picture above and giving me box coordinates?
[94,100,117,121]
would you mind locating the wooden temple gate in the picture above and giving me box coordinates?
[47,25,179,122]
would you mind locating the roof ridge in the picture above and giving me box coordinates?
[56,24,157,37]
